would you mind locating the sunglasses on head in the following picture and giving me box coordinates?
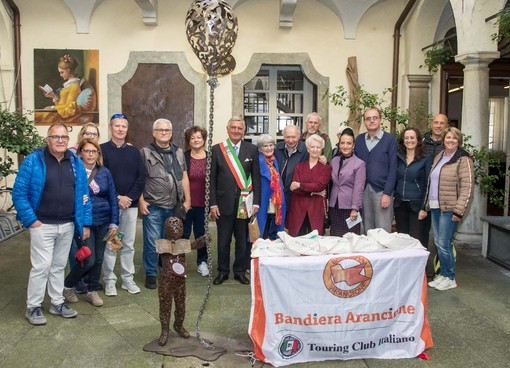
[111,113,127,120]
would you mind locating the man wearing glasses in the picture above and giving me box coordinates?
[138,118,191,290]
[354,108,397,233]
[13,123,92,325]
[101,114,145,296]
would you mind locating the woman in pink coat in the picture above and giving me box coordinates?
[286,134,332,236]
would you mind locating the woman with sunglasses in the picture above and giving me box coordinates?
[63,139,119,307]
[69,123,100,153]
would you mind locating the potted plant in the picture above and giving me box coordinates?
[325,85,411,135]
[491,10,510,42]
[0,108,45,179]
[420,44,453,74]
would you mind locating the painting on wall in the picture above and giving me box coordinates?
[34,49,99,126]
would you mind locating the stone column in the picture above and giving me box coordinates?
[454,51,499,244]
[407,74,433,132]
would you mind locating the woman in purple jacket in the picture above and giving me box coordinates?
[329,128,366,236]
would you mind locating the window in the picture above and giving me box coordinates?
[243,65,316,140]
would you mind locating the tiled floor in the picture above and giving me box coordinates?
[0,222,509,367]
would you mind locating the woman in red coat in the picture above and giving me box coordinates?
[287,134,332,236]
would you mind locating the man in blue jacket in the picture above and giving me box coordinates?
[13,123,92,325]
[354,108,397,233]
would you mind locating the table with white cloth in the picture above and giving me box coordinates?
[249,248,433,367]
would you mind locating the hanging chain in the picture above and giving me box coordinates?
[195,76,218,349]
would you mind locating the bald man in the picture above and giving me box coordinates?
[422,113,449,158]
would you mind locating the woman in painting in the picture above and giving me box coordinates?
[39,54,81,119]
[37,54,96,124]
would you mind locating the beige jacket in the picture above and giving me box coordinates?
[425,148,474,218]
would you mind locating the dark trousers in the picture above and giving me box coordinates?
[183,206,207,265]
[394,201,425,246]
[262,213,279,241]
[65,224,109,292]
[216,210,248,275]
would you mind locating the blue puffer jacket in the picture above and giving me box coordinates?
[89,166,119,226]
[12,148,92,236]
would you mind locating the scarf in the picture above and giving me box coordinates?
[150,142,183,181]
[265,155,283,225]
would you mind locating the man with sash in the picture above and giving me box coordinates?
[210,116,261,285]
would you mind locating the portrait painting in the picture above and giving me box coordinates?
[34,49,99,126]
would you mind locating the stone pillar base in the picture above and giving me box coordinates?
[454,232,482,248]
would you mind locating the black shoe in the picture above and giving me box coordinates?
[145,276,157,289]
[213,273,229,285]
[234,273,250,285]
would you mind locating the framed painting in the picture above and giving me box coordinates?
[34,49,99,126]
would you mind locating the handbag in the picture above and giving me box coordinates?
[248,215,260,242]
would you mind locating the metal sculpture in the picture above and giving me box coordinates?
[185,0,238,77]
[185,0,239,349]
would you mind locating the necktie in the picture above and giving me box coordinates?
[234,145,239,155]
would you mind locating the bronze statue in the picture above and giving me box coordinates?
[158,217,207,346]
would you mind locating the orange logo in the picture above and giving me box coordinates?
[323,256,373,298]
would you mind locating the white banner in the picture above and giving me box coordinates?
[249,249,433,367]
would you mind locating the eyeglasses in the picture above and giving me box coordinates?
[364,116,380,121]
[154,129,172,134]
[83,132,98,137]
[111,113,127,120]
[48,135,70,142]
[81,149,99,155]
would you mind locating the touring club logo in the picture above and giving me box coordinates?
[278,334,303,359]
[323,256,373,298]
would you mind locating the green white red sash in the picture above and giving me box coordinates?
[220,139,252,218]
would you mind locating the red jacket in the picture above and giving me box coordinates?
[286,161,331,236]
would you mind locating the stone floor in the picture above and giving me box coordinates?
[0,221,509,368]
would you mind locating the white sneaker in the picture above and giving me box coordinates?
[197,262,209,277]
[435,277,457,291]
[121,281,141,294]
[428,275,445,288]
[105,282,117,297]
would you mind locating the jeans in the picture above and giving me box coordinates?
[103,207,138,284]
[142,204,174,277]
[65,224,109,291]
[430,209,458,280]
[362,184,394,233]
[27,222,74,308]
[183,206,207,265]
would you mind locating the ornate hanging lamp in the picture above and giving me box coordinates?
[185,0,239,349]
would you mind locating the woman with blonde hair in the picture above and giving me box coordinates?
[64,138,119,307]
[420,127,474,291]
[69,123,100,153]
[39,54,82,119]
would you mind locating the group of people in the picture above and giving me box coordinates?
[238,111,473,294]
[13,109,473,326]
